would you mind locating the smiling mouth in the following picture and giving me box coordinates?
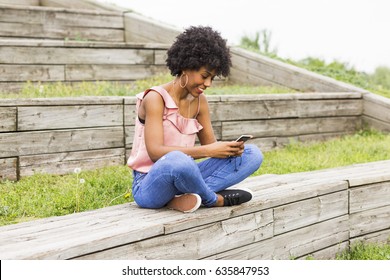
[197,87,204,94]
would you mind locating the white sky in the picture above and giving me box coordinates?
[98,0,390,73]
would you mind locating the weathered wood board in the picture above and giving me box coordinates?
[124,12,181,44]
[229,47,366,94]
[76,209,274,260]
[18,104,123,130]
[0,107,16,132]
[221,116,361,139]
[274,191,348,235]
[206,216,349,260]
[350,181,390,213]
[0,127,124,157]
[19,148,125,176]
[0,157,17,181]
[0,47,153,65]
[0,65,64,82]
[65,64,166,81]
[0,0,39,5]
[350,205,390,238]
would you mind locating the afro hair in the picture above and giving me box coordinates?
[166,26,231,77]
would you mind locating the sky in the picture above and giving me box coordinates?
[98,0,390,73]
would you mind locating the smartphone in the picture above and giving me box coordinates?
[235,134,253,142]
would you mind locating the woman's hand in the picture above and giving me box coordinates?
[206,141,245,158]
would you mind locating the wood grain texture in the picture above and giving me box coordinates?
[0,157,17,181]
[0,107,16,132]
[18,104,123,130]
[0,127,124,157]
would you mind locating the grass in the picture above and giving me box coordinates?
[0,72,293,99]
[336,241,390,260]
[0,166,133,226]
[1,129,390,227]
[254,129,390,176]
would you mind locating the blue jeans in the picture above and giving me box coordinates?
[132,144,263,208]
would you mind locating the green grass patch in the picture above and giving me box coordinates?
[0,72,292,99]
[254,129,390,176]
[1,129,390,227]
[0,166,133,226]
[336,241,390,260]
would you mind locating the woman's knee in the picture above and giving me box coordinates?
[244,144,264,169]
[160,151,196,174]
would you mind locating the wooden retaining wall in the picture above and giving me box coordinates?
[0,40,169,92]
[1,159,389,260]
[0,4,125,42]
[363,92,390,132]
[1,1,371,95]
[0,92,363,181]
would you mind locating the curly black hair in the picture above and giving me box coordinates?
[166,26,231,77]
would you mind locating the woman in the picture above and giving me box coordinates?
[128,26,263,213]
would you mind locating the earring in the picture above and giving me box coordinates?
[179,73,189,88]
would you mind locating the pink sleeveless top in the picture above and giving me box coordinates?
[127,86,203,173]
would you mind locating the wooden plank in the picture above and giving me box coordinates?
[362,115,390,132]
[350,205,390,238]
[0,65,64,82]
[274,191,348,235]
[0,96,124,106]
[221,116,361,139]
[0,157,17,181]
[40,0,127,12]
[124,126,135,148]
[0,22,124,42]
[230,47,366,94]
[0,0,40,5]
[206,216,349,260]
[0,203,143,237]
[0,82,24,94]
[0,46,153,65]
[231,54,341,92]
[65,64,166,81]
[0,217,165,260]
[76,209,274,259]
[350,182,390,213]
[229,67,282,88]
[363,92,390,109]
[154,50,168,65]
[19,148,125,177]
[298,241,348,260]
[18,105,123,130]
[0,7,124,28]
[209,99,299,121]
[124,104,137,126]
[0,107,16,132]
[298,99,362,117]
[295,92,362,100]
[232,179,348,217]
[351,228,390,245]
[0,127,124,157]
[364,99,390,123]
[124,12,181,44]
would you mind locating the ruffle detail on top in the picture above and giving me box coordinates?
[164,113,203,135]
[141,86,203,135]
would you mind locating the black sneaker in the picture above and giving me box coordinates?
[217,188,253,206]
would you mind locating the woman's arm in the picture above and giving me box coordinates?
[142,91,243,162]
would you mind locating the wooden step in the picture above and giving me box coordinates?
[0,39,170,92]
[0,4,124,42]
[0,160,389,259]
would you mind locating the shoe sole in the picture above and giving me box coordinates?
[167,193,201,213]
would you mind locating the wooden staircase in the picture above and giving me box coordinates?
[0,0,175,93]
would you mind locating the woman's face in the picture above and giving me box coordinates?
[184,67,217,97]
